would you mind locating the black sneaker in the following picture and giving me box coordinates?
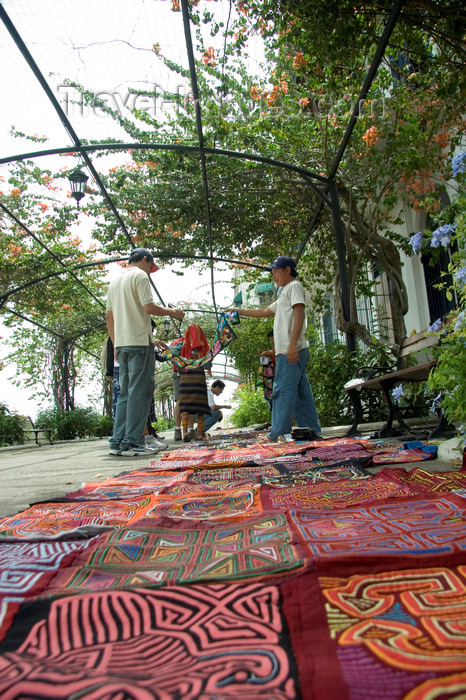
[291,428,324,441]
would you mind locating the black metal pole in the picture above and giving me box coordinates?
[327,0,405,181]
[329,179,356,353]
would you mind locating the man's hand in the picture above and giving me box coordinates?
[171,306,185,321]
[287,341,299,364]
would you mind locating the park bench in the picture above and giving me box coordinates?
[344,330,454,439]
[20,416,53,445]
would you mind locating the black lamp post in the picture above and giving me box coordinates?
[162,317,172,338]
[68,168,89,207]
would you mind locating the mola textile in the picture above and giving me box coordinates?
[161,312,237,370]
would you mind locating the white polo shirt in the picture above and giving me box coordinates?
[106,267,154,347]
[268,279,309,355]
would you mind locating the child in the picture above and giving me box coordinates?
[178,324,211,442]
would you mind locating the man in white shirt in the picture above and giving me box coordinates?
[203,380,232,433]
[227,256,321,442]
[106,248,185,456]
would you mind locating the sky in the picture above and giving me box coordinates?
[0,0,262,419]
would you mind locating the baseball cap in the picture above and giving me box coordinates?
[128,247,159,273]
[266,256,297,276]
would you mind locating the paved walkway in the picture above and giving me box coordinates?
[0,426,462,519]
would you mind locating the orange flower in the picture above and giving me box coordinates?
[250,85,261,101]
[292,52,307,70]
[10,188,21,197]
[201,47,216,67]
[362,125,379,147]
[433,131,449,148]
[8,244,22,256]
[266,85,280,105]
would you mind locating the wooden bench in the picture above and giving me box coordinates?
[20,416,53,445]
[344,330,455,439]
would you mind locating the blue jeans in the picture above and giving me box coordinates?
[203,409,222,432]
[109,345,155,451]
[268,347,321,440]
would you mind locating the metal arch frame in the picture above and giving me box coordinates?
[0,255,269,309]
[0,143,331,203]
[2,307,101,360]
[0,0,405,355]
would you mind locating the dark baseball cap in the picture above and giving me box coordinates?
[266,256,297,276]
[128,247,159,273]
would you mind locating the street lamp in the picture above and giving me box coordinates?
[68,168,89,207]
[162,317,172,338]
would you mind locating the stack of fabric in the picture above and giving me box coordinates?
[0,434,465,698]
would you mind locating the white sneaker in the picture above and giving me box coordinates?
[120,444,160,456]
[277,434,294,443]
[144,435,165,449]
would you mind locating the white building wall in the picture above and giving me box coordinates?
[399,205,430,335]
[400,251,431,335]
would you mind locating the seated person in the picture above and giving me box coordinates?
[203,380,231,433]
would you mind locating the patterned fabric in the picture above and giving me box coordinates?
[0,540,93,600]
[258,350,275,406]
[180,323,210,359]
[0,584,300,699]
[64,482,169,500]
[299,442,372,464]
[178,367,210,416]
[262,473,414,511]
[187,464,284,483]
[0,496,156,539]
[44,515,305,593]
[1,434,465,697]
[262,461,370,487]
[289,493,466,557]
[145,485,263,521]
[150,456,209,469]
[372,446,437,464]
[102,470,190,485]
[161,312,237,370]
[377,466,466,493]
[163,478,258,496]
[317,563,466,699]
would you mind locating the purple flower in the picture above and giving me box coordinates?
[455,266,466,286]
[452,152,466,178]
[428,318,443,332]
[391,385,404,403]
[430,224,456,249]
[455,311,465,332]
[430,393,442,412]
[409,232,423,254]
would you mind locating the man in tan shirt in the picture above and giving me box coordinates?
[106,248,184,456]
